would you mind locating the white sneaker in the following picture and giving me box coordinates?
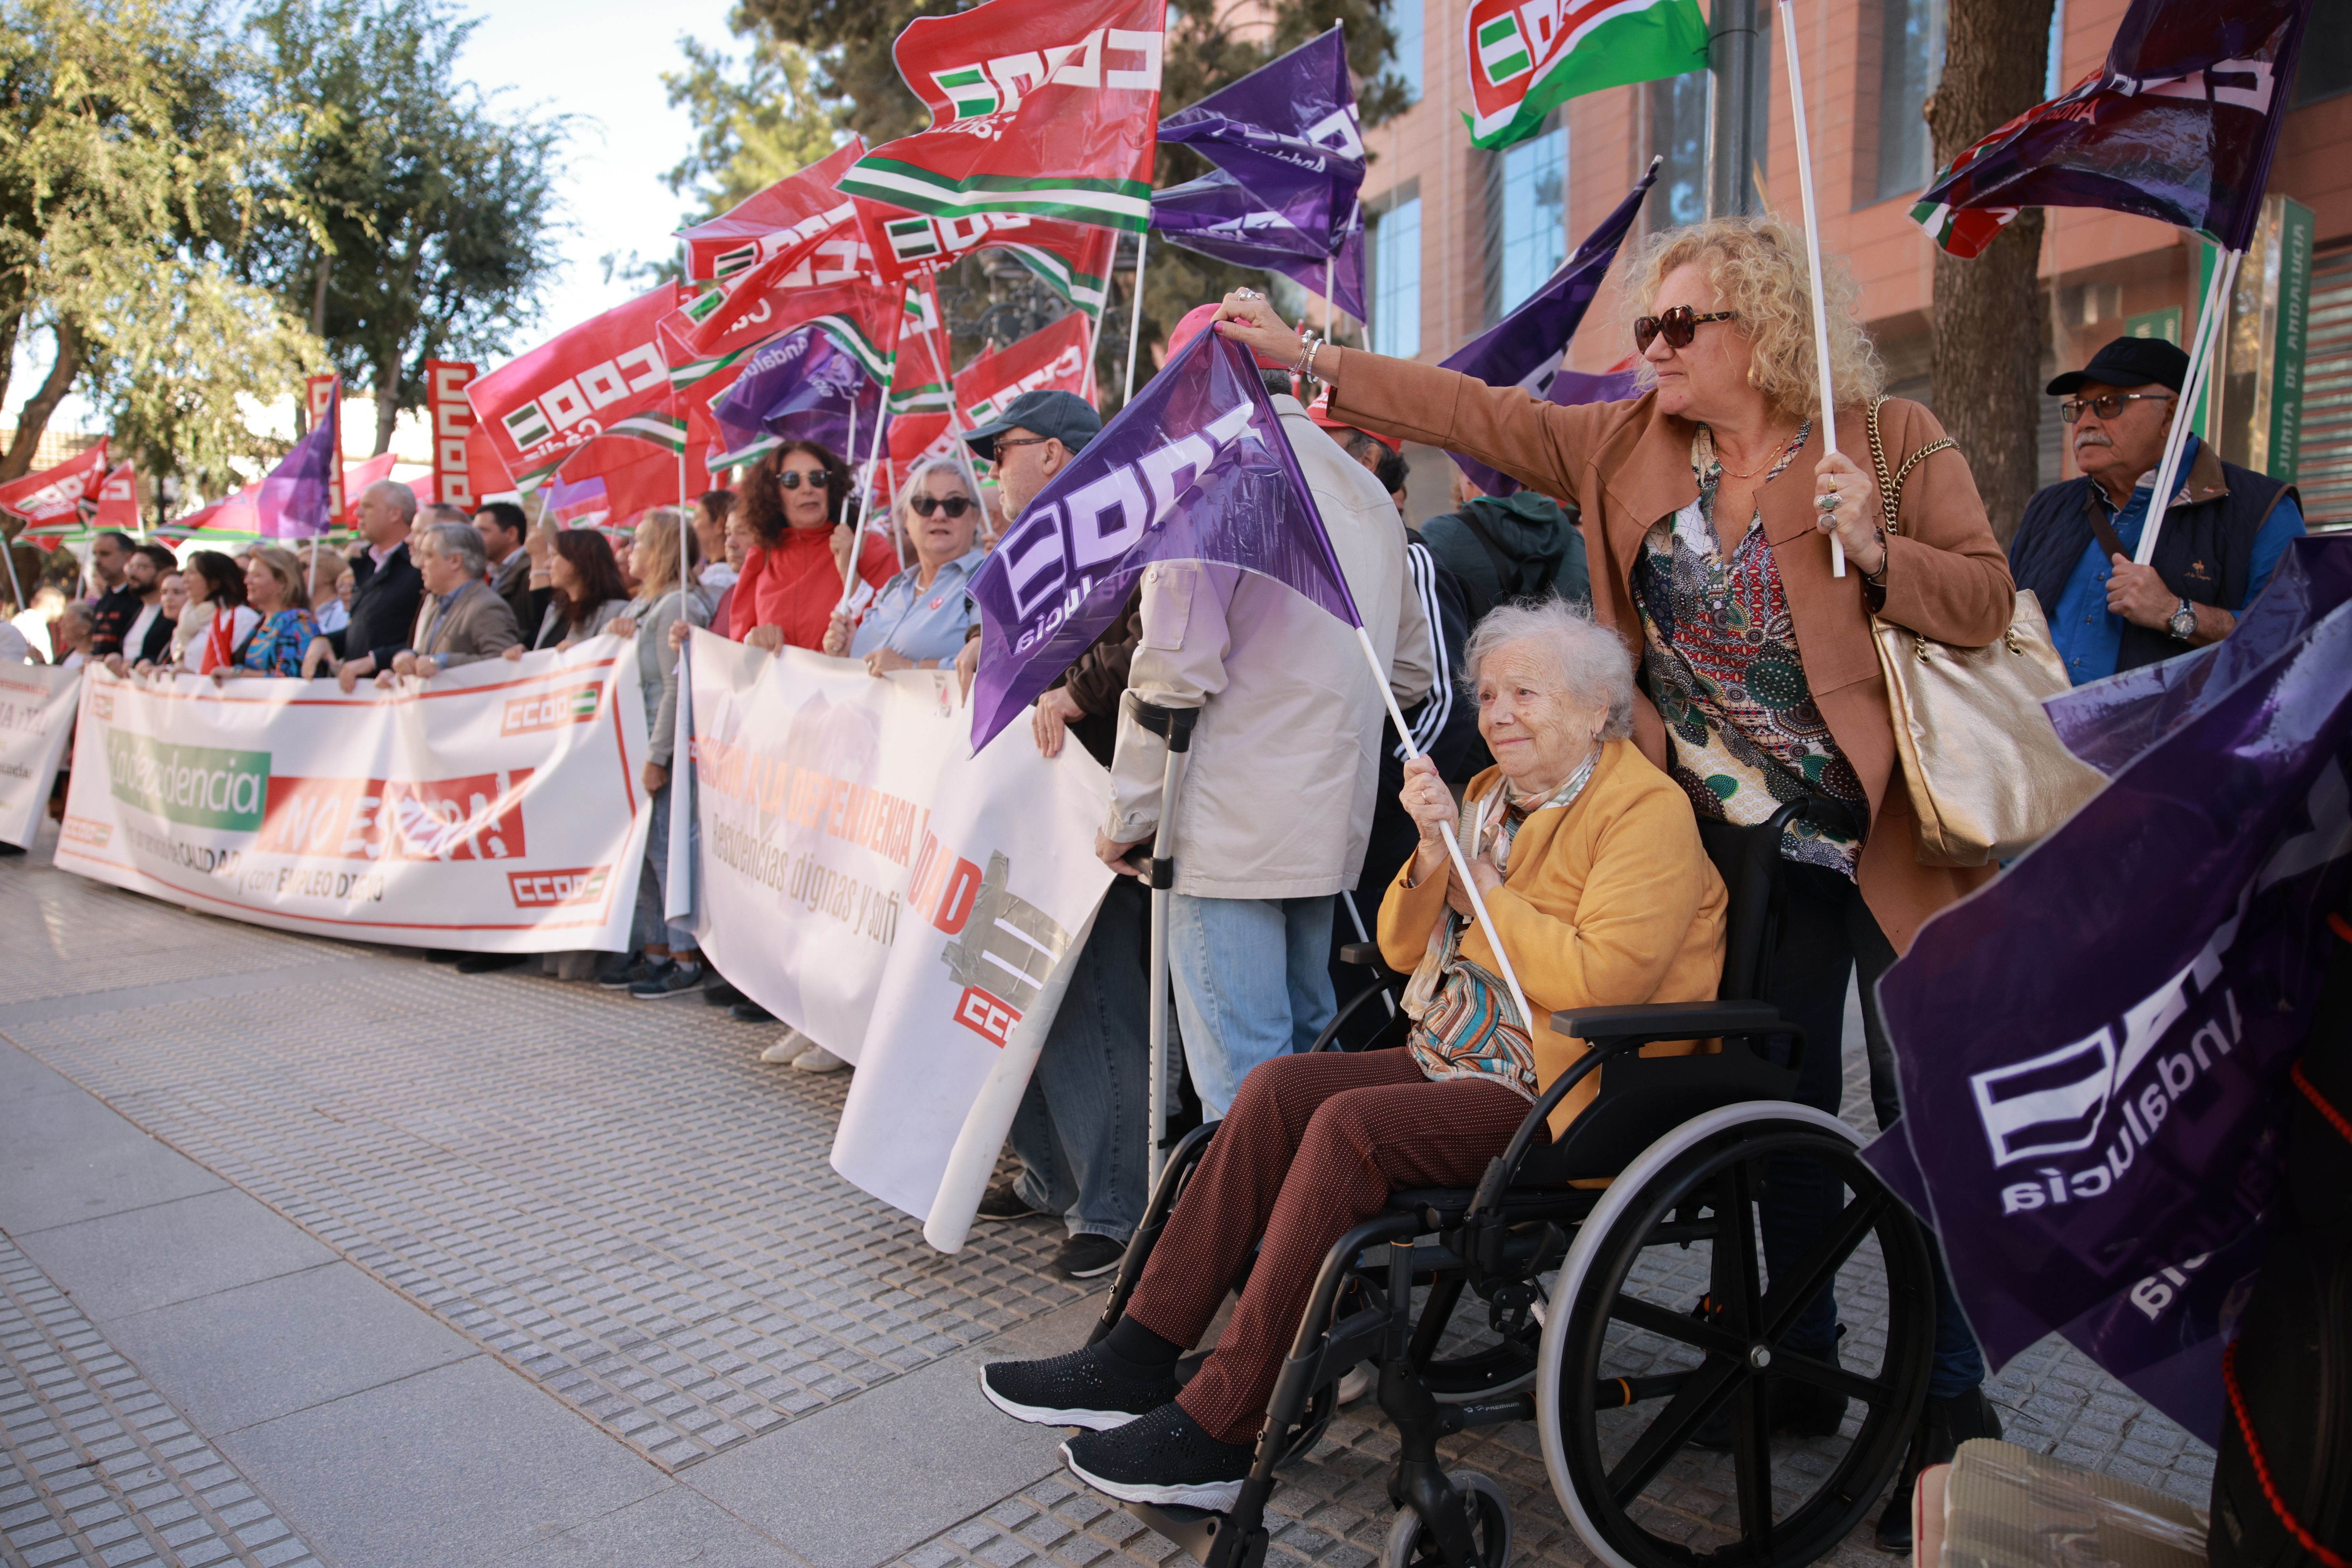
[760,1029,812,1064]
[792,1044,847,1073]
[1336,1361,1374,1405]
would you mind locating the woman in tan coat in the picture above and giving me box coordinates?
[1210,215,2011,1545]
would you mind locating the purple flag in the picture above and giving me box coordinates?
[1441,162,1657,498]
[966,327,1358,751]
[255,381,338,539]
[1915,0,2313,257]
[1152,27,1366,314]
[1864,536,2352,1443]
[710,325,884,466]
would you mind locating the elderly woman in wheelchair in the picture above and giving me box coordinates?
[981,595,1942,1568]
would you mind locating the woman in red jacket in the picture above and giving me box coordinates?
[730,441,896,652]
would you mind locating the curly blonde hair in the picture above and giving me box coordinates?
[1619,216,1884,419]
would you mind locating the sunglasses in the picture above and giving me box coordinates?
[777,469,828,490]
[910,495,973,519]
[2059,392,2173,423]
[1634,305,1739,353]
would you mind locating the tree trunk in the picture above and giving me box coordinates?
[1927,0,2057,544]
[0,319,83,482]
[375,358,401,457]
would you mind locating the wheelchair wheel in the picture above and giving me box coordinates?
[1382,1469,1512,1568]
[1535,1102,1932,1568]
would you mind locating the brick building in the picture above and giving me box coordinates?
[1353,0,2352,532]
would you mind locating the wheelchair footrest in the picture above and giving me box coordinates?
[1120,1501,1264,1568]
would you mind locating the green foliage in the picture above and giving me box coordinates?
[246,0,569,453]
[663,34,848,220]
[0,0,319,499]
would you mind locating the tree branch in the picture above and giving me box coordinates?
[0,320,85,483]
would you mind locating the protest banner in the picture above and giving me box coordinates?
[54,643,651,951]
[682,632,1112,1244]
[0,664,78,848]
[425,359,479,510]
[1867,537,2352,1444]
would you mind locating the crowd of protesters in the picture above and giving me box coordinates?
[0,211,2311,1543]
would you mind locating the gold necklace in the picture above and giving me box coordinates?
[1711,427,1797,479]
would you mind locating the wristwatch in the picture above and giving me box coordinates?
[2167,598,2198,642]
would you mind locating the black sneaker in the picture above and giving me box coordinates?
[422,949,463,964]
[730,1000,775,1023]
[979,1344,1180,1432]
[630,960,706,999]
[976,1181,1046,1221]
[1061,1401,1254,1511]
[1876,1386,2003,1551]
[597,955,656,989]
[1055,1234,1127,1281]
[702,981,745,1007]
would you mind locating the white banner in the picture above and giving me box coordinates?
[684,631,1113,1247]
[56,641,650,949]
[0,663,78,848]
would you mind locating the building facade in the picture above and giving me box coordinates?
[1356,0,2352,532]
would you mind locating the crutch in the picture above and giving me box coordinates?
[1122,692,1198,1191]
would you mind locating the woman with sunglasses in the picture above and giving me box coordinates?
[1212,216,2015,1547]
[729,441,898,654]
[821,458,987,674]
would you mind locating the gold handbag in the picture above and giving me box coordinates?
[1864,399,2108,868]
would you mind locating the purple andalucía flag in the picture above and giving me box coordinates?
[1914,0,2313,258]
[708,325,884,469]
[1443,160,1657,497]
[1151,27,1367,318]
[255,380,339,538]
[966,327,1359,751]
[1863,537,2352,1444]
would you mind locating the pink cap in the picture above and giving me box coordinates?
[1166,303,1298,370]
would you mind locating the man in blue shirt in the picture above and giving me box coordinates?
[2009,336,2305,685]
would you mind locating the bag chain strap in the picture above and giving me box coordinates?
[1862,398,1988,657]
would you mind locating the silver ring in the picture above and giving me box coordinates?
[1233,288,1263,301]
[1815,492,1840,513]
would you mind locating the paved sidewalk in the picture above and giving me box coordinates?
[0,824,2213,1568]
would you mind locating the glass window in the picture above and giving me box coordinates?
[1370,197,1422,359]
[1389,0,1424,106]
[2294,5,2352,106]
[1494,125,1567,318]
[2045,0,2067,99]
[1649,70,1709,232]
[1876,0,1947,202]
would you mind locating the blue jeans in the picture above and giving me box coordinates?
[1167,892,1337,1120]
[631,782,698,955]
[1009,878,1151,1241]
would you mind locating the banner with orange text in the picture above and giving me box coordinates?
[682,631,1113,1245]
[54,642,650,950]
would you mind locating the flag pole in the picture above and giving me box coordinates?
[1121,229,1151,405]
[916,312,991,535]
[1348,624,1532,1032]
[2134,247,2238,568]
[0,524,25,612]
[1776,0,1846,577]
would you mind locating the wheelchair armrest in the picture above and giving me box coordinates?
[1339,941,1391,971]
[1551,999,1787,1042]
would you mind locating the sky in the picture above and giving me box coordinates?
[4,0,740,440]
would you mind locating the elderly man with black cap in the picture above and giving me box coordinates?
[2010,335,2305,686]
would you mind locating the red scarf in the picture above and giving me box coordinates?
[200,607,238,673]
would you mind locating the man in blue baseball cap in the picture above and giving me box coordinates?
[2009,334,2303,686]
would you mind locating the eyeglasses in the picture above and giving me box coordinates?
[1634,306,1739,353]
[777,469,827,490]
[2059,392,2174,423]
[910,495,973,518]
[991,436,1053,454]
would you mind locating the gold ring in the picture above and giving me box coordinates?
[1815,493,1840,513]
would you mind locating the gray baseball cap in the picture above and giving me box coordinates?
[962,389,1102,463]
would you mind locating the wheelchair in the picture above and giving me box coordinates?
[1079,799,1935,1568]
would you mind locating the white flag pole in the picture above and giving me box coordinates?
[1776,0,1846,577]
[1348,624,1532,1033]
[2134,247,2238,568]
[1121,229,1151,404]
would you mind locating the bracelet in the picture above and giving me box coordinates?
[1292,331,1322,378]
[1303,338,1324,384]
[1862,524,1889,585]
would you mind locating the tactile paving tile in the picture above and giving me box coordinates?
[1,865,1087,1474]
[0,1234,323,1568]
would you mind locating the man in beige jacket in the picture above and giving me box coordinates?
[1096,308,1433,1116]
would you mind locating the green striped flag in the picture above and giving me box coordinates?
[1461,0,1711,151]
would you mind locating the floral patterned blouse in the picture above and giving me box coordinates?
[1628,423,1867,876]
[238,607,321,678]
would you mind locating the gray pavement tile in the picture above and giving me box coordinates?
[217,1355,666,1568]
[482,1486,807,1568]
[684,1341,1077,1568]
[13,1191,335,1325]
[0,1087,229,1237]
[0,1040,81,1105]
[102,1262,480,1436]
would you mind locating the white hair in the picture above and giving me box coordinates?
[1461,599,1637,740]
[901,457,971,503]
